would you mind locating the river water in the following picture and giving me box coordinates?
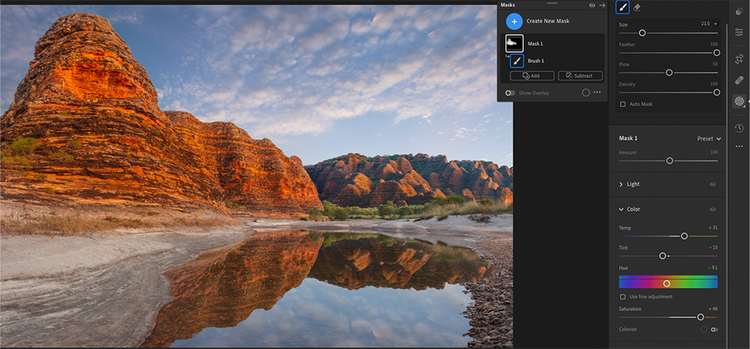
[140,230,497,347]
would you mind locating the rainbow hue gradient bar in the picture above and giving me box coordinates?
[619,275,718,289]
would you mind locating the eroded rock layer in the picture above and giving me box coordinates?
[0,13,320,216]
[305,153,513,207]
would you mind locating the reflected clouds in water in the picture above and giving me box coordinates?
[173,279,471,347]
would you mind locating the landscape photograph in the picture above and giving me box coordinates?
[0,5,513,348]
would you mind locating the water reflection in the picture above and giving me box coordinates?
[140,231,497,348]
[308,232,495,290]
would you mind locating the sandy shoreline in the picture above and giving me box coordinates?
[0,214,512,347]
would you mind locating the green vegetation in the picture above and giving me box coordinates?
[343,206,377,217]
[332,207,348,221]
[306,207,328,221]
[397,205,414,216]
[1,156,30,171]
[377,201,396,216]
[411,163,440,175]
[10,137,40,156]
[49,151,73,162]
[224,202,246,209]
[302,195,511,222]
[415,200,513,219]
[432,193,466,206]
[319,201,348,221]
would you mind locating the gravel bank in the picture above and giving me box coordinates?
[462,234,514,348]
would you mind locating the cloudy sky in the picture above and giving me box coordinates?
[1,5,512,166]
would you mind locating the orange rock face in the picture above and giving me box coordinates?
[306,153,513,207]
[0,13,320,216]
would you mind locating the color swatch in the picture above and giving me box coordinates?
[619,275,718,289]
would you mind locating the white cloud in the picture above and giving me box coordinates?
[394,106,432,123]
[306,63,345,76]
[299,19,349,51]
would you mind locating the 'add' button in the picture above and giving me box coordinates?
[506,13,523,30]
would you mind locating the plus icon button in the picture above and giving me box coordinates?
[506,13,523,30]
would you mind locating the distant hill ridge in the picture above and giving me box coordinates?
[305,153,513,207]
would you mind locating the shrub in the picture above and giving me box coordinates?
[309,207,323,218]
[322,200,336,217]
[10,137,40,156]
[49,151,73,162]
[446,194,466,205]
[332,207,348,221]
[225,202,245,209]
[344,206,378,217]
[397,206,414,216]
[378,203,396,217]
[409,204,427,214]
[431,196,450,206]
[2,156,31,171]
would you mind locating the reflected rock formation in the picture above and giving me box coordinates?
[140,231,323,348]
[307,233,498,290]
[140,231,497,347]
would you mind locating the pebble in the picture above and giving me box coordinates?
[461,237,513,348]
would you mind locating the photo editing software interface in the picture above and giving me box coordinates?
[500,0,749,348]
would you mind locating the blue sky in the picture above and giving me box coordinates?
[1,5,512,167]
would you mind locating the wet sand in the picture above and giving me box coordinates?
[0,214,512,347]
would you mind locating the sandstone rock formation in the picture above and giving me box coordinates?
[0,13,320,217]
[305,153,513,207]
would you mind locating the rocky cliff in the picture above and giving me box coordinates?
[0,13,320,217]
[305,153,513,207]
